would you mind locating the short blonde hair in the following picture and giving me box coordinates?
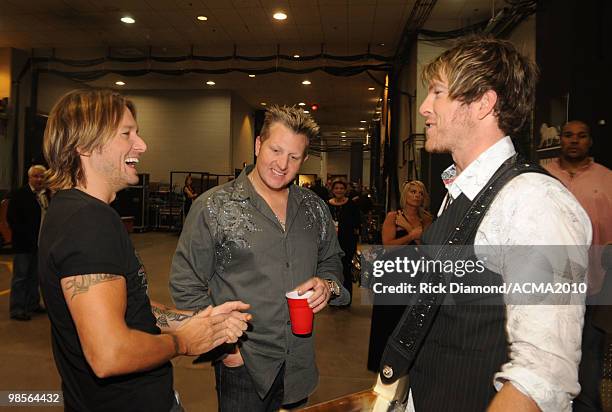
[28,165,46,176]
[259,105,320,152]
[43,89,135,191]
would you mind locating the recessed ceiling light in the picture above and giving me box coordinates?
[341,131,346,134]
[341,139,347,142]
[273,12,287,20]
[293,54,300,58]
[302,80,311,85]
[368,87,375,91]
[303,110,310,114]
[359,127,365,130]
[379,42,385,46]
[298,102,306,106]
[360,120,367,123]
[379,98,383,101]
[115,81,125,86]
[206,80,215,85]
[248,74,256,78]
[197,15,208,21]
[260,102,267,106]
[120,16,135,24]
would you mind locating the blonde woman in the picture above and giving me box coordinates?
[382,180,432,246]
[368,180,433,371]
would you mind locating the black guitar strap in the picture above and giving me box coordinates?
[379,156,550,384]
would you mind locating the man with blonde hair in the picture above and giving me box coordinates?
[378,36,591,412]
[39,89,251,411]
[170,105,348,411]
[7,164,49,321]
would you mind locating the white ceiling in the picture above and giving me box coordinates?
[1,0,505,142]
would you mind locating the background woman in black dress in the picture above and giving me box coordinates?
[183,174,198,218]
[367,180,433,371]
[327,180,360,306]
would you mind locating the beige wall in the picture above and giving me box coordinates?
[126,90,232,183]
[231,93,254,170]
[326,151,351,179]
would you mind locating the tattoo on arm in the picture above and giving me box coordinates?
[151,306,191,330]
[64,274,121,300]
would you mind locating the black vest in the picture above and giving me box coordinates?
[379,157,549,411]
[410,192,508,411]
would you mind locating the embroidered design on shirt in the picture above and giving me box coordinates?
[303,191,329,242]
[206,184,260,273]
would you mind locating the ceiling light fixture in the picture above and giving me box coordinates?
[260,102,267,106]
[341,131,346,134]
[303,110,310,114]
[248,74,256,78]
[301,80,311,85]
[293,54,300,58]
[273,12,287,20]
[121,16,135,24]
[360,120,367,123]
[359,127,365,130]
[206,81,215,85]
[298,102,306,106]
[368,87,375,91]
[197,15,208,21]
[115,81,125,86]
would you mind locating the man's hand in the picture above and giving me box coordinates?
[296,277,331,314]
[173,302,251,355]
[211,301,253,344]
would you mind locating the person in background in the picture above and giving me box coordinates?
[39,89,251,412]
[328,179,361,305]
[7,164,49,321]
[183,174,198,218]
[367,180,432,371]
[310,178,330,201]
[170,105,348,412]
[545,120,612,412]
[381,180,433,246]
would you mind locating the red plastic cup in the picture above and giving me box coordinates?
[286,290,314,335]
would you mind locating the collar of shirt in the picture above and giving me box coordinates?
[441,136,516,202]
[551,157,594,177]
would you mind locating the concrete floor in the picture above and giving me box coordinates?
[0,232,376,412]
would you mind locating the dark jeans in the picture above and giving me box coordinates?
[573,306,605,412]
[9,252,41,317]
[214,362,284,412]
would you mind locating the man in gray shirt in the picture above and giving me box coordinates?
[170,105,348,411]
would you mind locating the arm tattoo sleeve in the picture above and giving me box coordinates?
[64,274,121,300]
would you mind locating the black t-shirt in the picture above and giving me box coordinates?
[38,189,174,412]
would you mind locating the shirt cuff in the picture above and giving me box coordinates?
[494,366,573,412]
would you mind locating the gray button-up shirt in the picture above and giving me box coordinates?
[170,165,348,403]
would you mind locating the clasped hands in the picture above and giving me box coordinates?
[172,301,252,356]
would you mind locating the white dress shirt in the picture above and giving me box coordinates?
[407,137,592,412]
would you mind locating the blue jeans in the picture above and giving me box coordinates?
[9,252,41,317]
[214,362,284,412]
